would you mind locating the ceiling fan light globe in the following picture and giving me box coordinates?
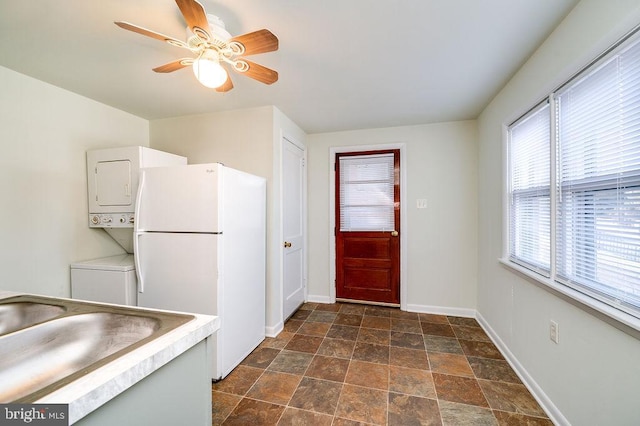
[192,58,228,89]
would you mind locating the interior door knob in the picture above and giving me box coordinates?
[391,230,399,237]
[284,241,292,248]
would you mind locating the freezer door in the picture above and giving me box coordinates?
[136,163,221,233]
[136,232,218,316]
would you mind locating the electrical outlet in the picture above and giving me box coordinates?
[416,199,428,209]
[550,320,559,344]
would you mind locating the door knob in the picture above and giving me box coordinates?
[391,230,399,237]
[284,241,292,248]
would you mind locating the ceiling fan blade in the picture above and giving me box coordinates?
[153,59,193,73]
[175,0,211,40]
[229,29,279,56]
[215,75,234,92]
[114,21,188,49]
[235,59,278,85]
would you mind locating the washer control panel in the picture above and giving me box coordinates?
[89,213,134,228]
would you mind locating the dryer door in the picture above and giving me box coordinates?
[95,160,132,207]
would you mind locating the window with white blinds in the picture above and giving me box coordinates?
[555,36,640,312]
[338,153,395,231]
[508,102,551,275]
[507,29,640,318]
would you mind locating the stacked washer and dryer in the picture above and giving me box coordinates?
[70,146,186,305]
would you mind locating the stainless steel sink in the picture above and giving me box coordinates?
[0,302,67,336]
[0,295,194,403]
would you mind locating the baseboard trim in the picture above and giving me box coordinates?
[405,303,476,318]
[306,294,333,304]
[265,321,283,338]
[476,312,569,426]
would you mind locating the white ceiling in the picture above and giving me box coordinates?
[0,0,579,134]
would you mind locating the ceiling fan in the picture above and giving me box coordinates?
[115,0,278,92]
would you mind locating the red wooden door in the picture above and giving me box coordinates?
[335,150,400,304]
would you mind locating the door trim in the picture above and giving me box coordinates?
[329,143,407,310]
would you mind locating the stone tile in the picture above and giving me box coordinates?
[289,377,343,415]
[307,310,338,323]
[211,390,241,425]
[345,360,389,390]
[352,341,389,364]
[246,370,301,405]
[388,392,442,426]
[317,338,355,359]
[339,304,367,315]
[283,319,304,333]
[389,365,436,398]
[439,400,498,426]
[268,350,314,375]
[432,373,490,408]
[364,305,394,317]
[357,327,390,346]
[419,313,450,324]
[212,365,262,395]
[335,313,363,327]
[424,335,464,355]
[391,330,426,350]
[421,322,456,337]
[390,310,420,320]
[493,410,554,425]
[428,352,474,377]
[291,309,311,320]
[447,316,481,328]
[389,346,429,370]
[468,357,521,384]
[260,331,295,350]
[305,355,350,382]
[452,325,491,342]
[241,347,280,369]
[315,303,342,312]
[361,315,391,330]
[284,334,324,354]
[212,304,537,426]
[222,398,285,426]
[326,324,360,341]
[299,302,318,310]
[391,318,422,333]
[332,418,369,426]
[335,384,388,424]
[459,340,504,360]
[277,407,333,426]
[297,321,331,337]
[479,380,547,418]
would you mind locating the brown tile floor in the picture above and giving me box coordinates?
[212,302,553,425]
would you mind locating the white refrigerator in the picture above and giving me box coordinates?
[133,163,266,380]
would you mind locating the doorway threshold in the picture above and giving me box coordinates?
[336,298,400,308]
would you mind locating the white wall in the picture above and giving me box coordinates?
[0,66,149,297]
[477,1,640,424]
[307,121,478,313]
[149,106,306,333]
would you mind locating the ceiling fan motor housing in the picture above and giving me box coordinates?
[186,14,231,45]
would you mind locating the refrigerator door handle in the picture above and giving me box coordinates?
[134,171,145,293]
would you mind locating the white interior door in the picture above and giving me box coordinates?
[282,137,306,319]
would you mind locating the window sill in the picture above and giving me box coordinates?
[498,258,640,339]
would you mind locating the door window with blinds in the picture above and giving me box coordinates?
[338,153,395,231]
[507,28,640,318]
